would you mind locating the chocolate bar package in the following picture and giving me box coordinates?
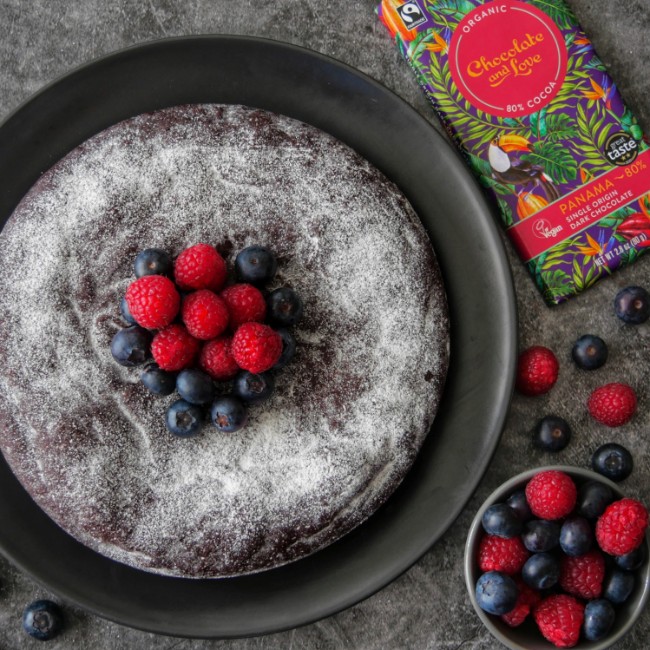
[377,0,650,305]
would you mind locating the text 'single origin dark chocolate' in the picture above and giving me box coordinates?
[378,0,650,305]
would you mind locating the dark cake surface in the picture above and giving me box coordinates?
[0,104,449,578]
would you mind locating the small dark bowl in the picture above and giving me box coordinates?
[464,466,650,650]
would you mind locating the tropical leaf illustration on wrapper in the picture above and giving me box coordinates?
[427,58,507,148]
[529,108,548,139]
[406,29,449,60]
[538,114,577,144]
[422,0,475,22]
[520,141,578,185]
[528,0,578,30]
[529,230,609,302]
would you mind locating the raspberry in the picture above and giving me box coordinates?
[559,549,605,599]
[220,283,267,330]
[174,243,227,292]
[596,498,649,556]
[501,578,540,627]
[232,322,282,373]
[516,346,559,396]
[534,594,584,648]
[525,470,577,520]
[199,337,240,381]
[587,382,637,427]
[125,275,180,329]
[181,290,230,340]
[478,534,530,575]
[151,324,200,371]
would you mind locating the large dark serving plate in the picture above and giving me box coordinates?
[0,36,516,638]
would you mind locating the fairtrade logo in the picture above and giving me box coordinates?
[396,1,427,30]
[533,219,563,239]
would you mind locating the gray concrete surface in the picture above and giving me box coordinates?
[0,1,649,648]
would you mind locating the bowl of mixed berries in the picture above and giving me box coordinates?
[465,466,650,649]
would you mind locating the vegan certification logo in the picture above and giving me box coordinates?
[533,218,563,240]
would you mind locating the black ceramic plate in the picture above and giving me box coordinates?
[0,36,516,638]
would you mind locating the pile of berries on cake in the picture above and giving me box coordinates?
[110,243,302,436]
[474,469,649,647]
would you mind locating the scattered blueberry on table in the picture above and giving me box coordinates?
[571,334,608,370]
[532,415,572,452]
[591,443,634,482]
[614,285,650,324]
[22,600,63,641]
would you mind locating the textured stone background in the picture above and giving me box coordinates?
[0,0,649,648]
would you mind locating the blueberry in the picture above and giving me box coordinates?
[176,369,216,405]
[522,553,560,590]
[141,363,176,396]
[592,443,634,482]
[119,296,137,325]
[267,288,304,327]
[572,334,608,370]
[583,599,616,642]
[110,326,152,366]
[210,396,248,432]
[577,480,615,519]
[614,545,646,572]
[522,519,561,553]
[532,415,571,452]
[560,516,593,557]
[474,571,518,615]
[22,600,63,641]
[233,371,275,404]
[603,569,635,604]
[234,246,277,285]
[166,399,204,437]
[481,503,522,538]
[614,285,650,324]
[134,248,173,278]
[506,490,532,522]
[274,327,297,369]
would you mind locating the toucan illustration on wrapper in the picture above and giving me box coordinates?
[488,135,560,203]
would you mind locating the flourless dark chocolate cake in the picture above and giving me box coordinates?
[0,104,449,578]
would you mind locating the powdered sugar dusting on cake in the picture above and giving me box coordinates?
[0,104,448,577]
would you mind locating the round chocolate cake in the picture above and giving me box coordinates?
[0,104,449,578]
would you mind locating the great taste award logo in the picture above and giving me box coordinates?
[449,1,568,118]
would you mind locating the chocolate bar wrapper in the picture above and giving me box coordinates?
[377,0,650,305]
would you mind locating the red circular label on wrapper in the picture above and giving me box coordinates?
[449,1,567,118]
